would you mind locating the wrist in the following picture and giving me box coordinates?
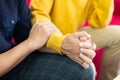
[46,33,69,55]
[23,39,37,52]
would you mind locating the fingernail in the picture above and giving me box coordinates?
[79,53,84,58]
[80,48,84,52]
[87,43,90,45]
[89,60,92,63]
[83,63,89,69]
[79,43,83,47]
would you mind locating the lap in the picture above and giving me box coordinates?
[18,51,94,80]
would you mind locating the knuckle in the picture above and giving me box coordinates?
[94,44,97,50]
[87,60,92,64]
[92,51,96,58]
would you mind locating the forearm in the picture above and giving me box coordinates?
[0,40,34,76]
[0,21,58,76]
[46,33,69,54]
[31,21,65,54]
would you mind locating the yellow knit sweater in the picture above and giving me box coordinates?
[30,0,114,54]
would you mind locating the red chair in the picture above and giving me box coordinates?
[26,0,30,6]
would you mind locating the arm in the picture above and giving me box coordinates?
[0,40,33,76]
[30,0,67,54]
[0,22,54,76]
[30,0,96,68]
[87,0,114,28]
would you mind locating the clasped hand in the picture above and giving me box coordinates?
[28,22,96,69]
[61,31,96,69]
[27,22,59,51]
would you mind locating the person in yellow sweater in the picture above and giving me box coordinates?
[30,0,120,80]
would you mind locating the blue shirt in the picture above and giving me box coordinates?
[0,0,31,79]
[0,0,31,53]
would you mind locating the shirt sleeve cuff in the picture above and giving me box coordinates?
[46,33,69,55]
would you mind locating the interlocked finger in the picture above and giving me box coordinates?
[74,55,89,69]
[80,48,96,59]
[79,52,92,64]
[90,43,96,51]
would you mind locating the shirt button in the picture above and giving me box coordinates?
[11,20,15,24]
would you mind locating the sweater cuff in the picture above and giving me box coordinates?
[46,33,69,55]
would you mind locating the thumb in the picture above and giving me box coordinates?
[77,31,91,38]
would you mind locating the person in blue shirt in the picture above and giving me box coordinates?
[0,0,59,79]
[0,0,96,80]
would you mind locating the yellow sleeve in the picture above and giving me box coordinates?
[87,0,114,28]
[46,33,69,54]
[30,0,54,25]
[30,0,67,54]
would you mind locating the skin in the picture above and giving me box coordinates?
[0,22,58,76]
[38,22,96,69]
[62,31,96,68]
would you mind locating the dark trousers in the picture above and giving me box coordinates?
[1,51,94,80]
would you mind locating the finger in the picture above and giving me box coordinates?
[79,53,92,64]
[79,36,88,41]
[83,62,89,69]
[74,31,91,38]
[79,42,96,51]
[79,42,92,49]
[80,31,91,38]
[90,43,96,51]
[63,49,89,69]
[80,48,96,59]
[63,48,83,62]
[74,55,84,64]
[76,60,89,69]
[73,56,89,69]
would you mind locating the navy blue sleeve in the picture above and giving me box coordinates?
[13,0,31,44]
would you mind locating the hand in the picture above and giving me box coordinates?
[27,22,59,50]
[79,42,96,68]
[61,31,96,68]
